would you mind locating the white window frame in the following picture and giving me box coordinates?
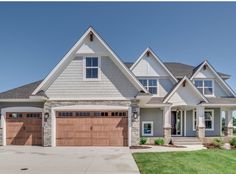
[193,79,214,97]
[139,78,159,96]
[193,109,214,131]
[142,121,154,136]
[83,56,101,81]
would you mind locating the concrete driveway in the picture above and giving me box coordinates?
[0,146,140,174]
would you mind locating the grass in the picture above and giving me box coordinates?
[133,150,236,174]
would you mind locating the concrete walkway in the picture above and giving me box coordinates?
[0,146,140,174]
[131,145,206,153]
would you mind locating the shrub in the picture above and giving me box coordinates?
[140,137,147,145]
[155,138,164,145]
[212,138,224,148]
[230,137,236,147]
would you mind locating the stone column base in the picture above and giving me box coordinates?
[225,127,233,137]
[163,127,171,144]
[197,127,205,139]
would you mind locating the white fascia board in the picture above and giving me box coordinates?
[163,76,208,103]
[190,60,236,97]
[130,47,178,83]
[0,99,46,102]
[32,27,148,95]
[47,97,131,101]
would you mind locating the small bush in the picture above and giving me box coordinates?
[212,138,224,148]
[140,137,147,145]
[230,137,236,147]
[155,138,164,145]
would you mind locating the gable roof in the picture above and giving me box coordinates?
[125,62,229,79]
[190,60,236,97]
[130,48,178,83]
[163,76,208,104]
[32,27,148,95]
[0,80,43,99]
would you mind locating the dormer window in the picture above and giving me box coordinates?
[84,57,100,80]
[194,79,214,96]
[139,79,158,95]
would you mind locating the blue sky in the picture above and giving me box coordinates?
[0,2,236,92]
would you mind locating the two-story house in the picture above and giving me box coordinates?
[0,27,235,147]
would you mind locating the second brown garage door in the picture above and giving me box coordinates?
[56,111,128,146]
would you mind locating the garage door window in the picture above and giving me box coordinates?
[9,113,22,119]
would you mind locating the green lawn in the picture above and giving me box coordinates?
[133,150,236,174]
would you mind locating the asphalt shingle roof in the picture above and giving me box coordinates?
[0,80,43,99]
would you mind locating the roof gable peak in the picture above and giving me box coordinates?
[130,47,178,82]
[32,27,148,95]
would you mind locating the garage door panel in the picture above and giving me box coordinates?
[56,111,128,146]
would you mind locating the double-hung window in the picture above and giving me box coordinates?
[194,79,214,96]
[139,79,158,95]
[193,109,214,131]
[85,57,99,79]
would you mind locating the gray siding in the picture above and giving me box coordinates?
[214,80,229,97]
[140,108,163,137]
[159,79,174,97]
[186,108,221,137]
[45,56,138,99]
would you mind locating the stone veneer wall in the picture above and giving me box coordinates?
[43,100,140,147]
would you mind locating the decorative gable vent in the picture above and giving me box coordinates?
[203,64,207,70]
[89,31,94,41]
[146,51,150,57]
[182,80,186,87]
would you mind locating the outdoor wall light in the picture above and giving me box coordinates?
[44,112,49,121]
[132,111,139,119]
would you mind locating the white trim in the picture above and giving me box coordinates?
[142,121,154,136]
[51,105,129,147]
[128,107,132,147]
[171,110,183,137]
[47,98,131,101]
[32,27,148,95]
[190,60,236,97]
[192,109,214,131]
[184,109,186,136]
[163,76,208,103]
[220,108,223,136]
[83,56,101,81]
[130,48,178,83]
[1,107,43,146]
[0,99,46,102]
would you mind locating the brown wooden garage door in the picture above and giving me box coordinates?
[56,111,128,146]
[6,112,42,145]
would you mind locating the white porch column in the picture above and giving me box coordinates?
[225,110,233,137]
[196,105,205,139]
[163,106,171,144]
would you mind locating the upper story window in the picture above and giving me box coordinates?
[139,79,158,95]
[194,79,214,96]
[85,57,100,79]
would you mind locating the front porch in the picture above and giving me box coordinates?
[140,105,235,145]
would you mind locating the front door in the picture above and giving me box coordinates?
[171,111,182,136]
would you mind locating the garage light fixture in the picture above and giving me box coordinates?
[44,112,49,121]
[132,111,138,119]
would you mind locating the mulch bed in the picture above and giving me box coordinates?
[130,146,152,149]
[130,144,186,149]
[204,143,236,150]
